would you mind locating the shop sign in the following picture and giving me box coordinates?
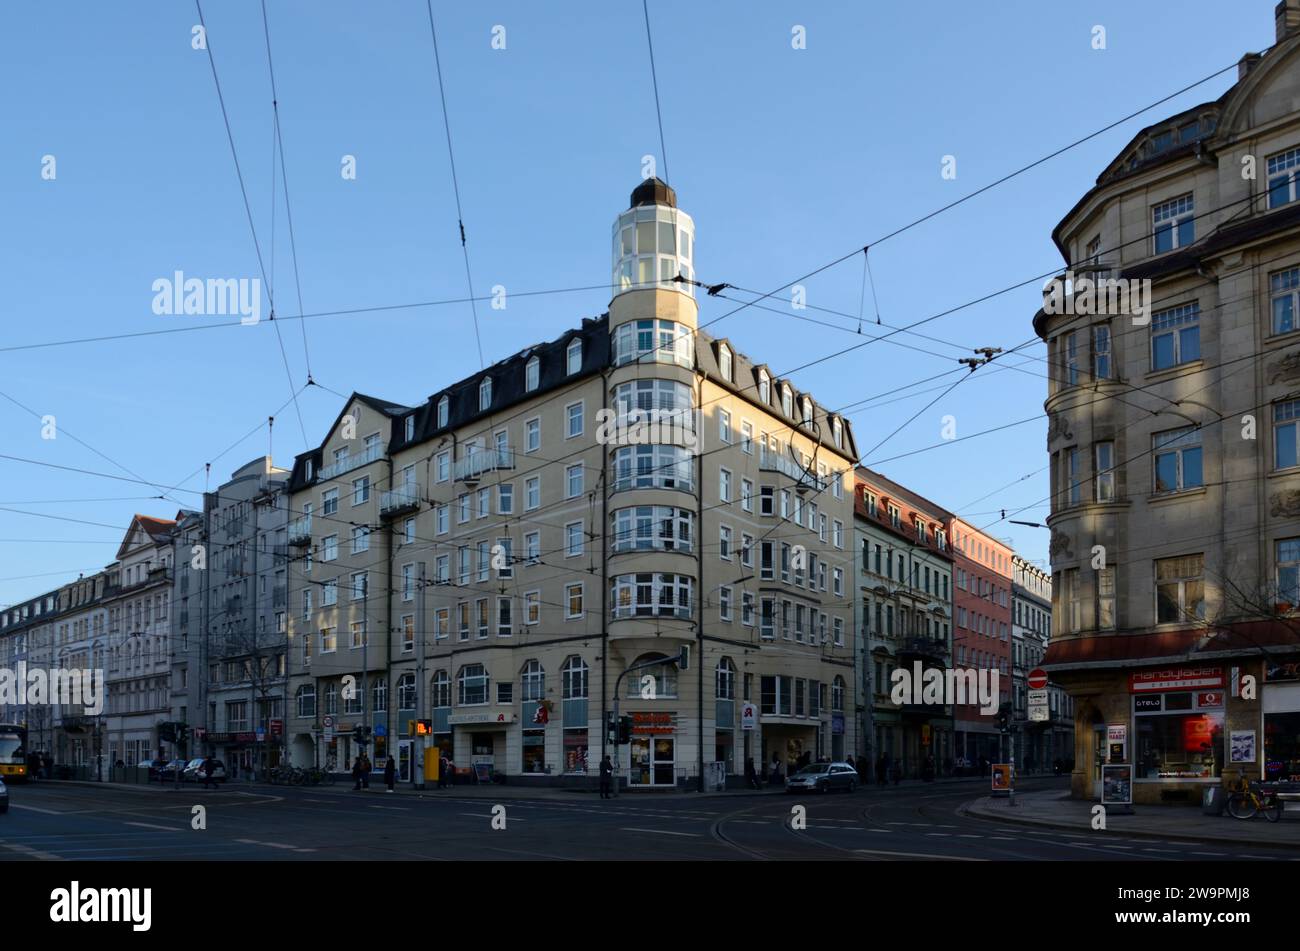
[1265,658,1300,683]
[631,712,675,735]
[831,713,845,735]
[1197,691,1223,708]
[448,712,516,725]
[1107,724,1127,763]
[270,719,284,736]
[1134,696,1162,712]
[740,703,757,731]
[1129,666,1223,693]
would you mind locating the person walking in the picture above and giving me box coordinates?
[384,756,396,793]
[599,754,613,799]
[359,752,371,790]
[744,756,761,791]
[201,753,218,790]
[351,756,363,791]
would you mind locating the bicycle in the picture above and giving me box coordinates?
[1226,777,1282,822]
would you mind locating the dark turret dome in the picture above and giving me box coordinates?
[630,177,676,208]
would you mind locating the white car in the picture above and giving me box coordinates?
[0,777,8,813]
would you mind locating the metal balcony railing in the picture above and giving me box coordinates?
[454,447,516,482]
[288,515,312,545]
[319,444,384,480]
[380,484,421,517]
[759,447,825,491]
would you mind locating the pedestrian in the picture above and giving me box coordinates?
[384,756,396,793]
[201,753,218,790]
[438,753,449,789]
[744,756,761,791]
[769,752,782,786]
[599,754,613,799]
[360,753,371,789]
[351,755,363,790]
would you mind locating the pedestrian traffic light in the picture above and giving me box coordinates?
[410,719,432,736]
[997,702,1012,732]
[617,715,632,744]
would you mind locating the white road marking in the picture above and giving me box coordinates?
[124,821,180,831]
[368,805,410,811]
[458,813,526,820]
[0,841,65,861]
[853,848,985,861]
[1190,851,1225,857]
[620,827,701,837]
[7,804,63,814]
[234,838,316,852]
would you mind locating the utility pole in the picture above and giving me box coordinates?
[415,562,426,792]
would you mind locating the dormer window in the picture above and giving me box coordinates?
[404,415,415,442]
[479,377,492,412]
[305,459,314,481]
[758,369,770,404]
[801,397,813,426]
[525,356,540,392]
[718,344,732,381]
[781,385,792,419]
[831,416,843,449]
[566,339,582,375]
[437,395,449,428]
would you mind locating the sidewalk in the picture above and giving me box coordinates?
[963,789,1300,847]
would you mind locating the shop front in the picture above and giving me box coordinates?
[1264,656,1300,782]
[449,710,516,780]
[627,711,677,787]
[760,719,819,781]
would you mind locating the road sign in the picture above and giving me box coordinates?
[1028,668,1048,690]
[322,715,334,728]
[256,730,266,742]
[1028,705,1049,722]
[1027,689,1048,705]
[740,703,757,731]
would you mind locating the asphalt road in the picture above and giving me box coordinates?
[2,777,1298,861]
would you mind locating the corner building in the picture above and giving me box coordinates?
[1037,3,1300,803]
[284,180,858,788]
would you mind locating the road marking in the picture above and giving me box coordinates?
[1103,844,1134,849]
[621,827,701,837]
[958,834,983,839]
[1190,851,1225,857]
[924,833,951,837]
[1142,848,1177,853]
[124,821,180,832]
[0,841,65,861]
[853,848,985,861]
[486,846,578,861]
[303,799,331,804]
[459,813,526,821]
[234,838,316,852]
[988,836,1016,841]
[368,805,410,811]
[7,804,63,814]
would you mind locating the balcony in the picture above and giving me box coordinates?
[319,444,384,480]
[288,515,312,546]
[380,484,421,519]
[759,447,825,492]
[454,447,516,483]
[897,637,950,663]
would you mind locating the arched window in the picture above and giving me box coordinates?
[566,338,583,375]
[525,355,540,392]
[296,683,316,718]
[431,670,450,708]
[521,660,545,702]
[397,673,416,711]
[561,656,588,700]
[478,377,492,411]
[437,395,449,428]
[458,664,489,705]
[626,652,677,698]
[832,676,845,712]
[716,657,736,700]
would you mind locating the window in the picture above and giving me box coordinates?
[832,567,843,597]
[1095,441,1116,502]
[741,421,753,454]
[760,541,774,580]
[833,617,844,647]
[831,677,845,712]
[1058,568,1081,634]
[458,664,489,705]
[566,338,582,375]
[565,583,584,618]
[1276,399,1300,470]
[1155,554,1205,623]
[1152,193,1194,253]
[1153,426,1203,493]
[322,487,339,515]
[1268,147,1300,208]
[351,571,367,601]
[524,531,540,565]
[719,409,731,444]
[781,385,793,418]
[498,597,513,636]
[612,318,694,368]
[716,658,735,700]
[495,537,513,579]
[760,597,775,638]
[296,684,316,718]
[719,468,732,503]
[566,464,584,498]
[525,355,540,391]
[1064,332,1080,386]
[742,592,754,626]
[1272,267,1300,336]
[525,477,540,510]
[431,671,450,707]
[832,417,843,449]
[719,585,733,622]
[565,521,584,557]
[400,565,414,602]
[741,478,753,513]
[350,620,366,649]
[758,370,770,403]
[434,607,449,638]
[566,401,584,438]
[321,534,338,561]
[476,598,489,638]
[1150,302,1200,371]
[719,524,732,560]
[525,418,540,453]
[437,395,449,428]
[1278,538,1300,607]
[801,397,813,425]
[611,506,693,553]
[498,482,514,514]
[1092,324,1112,380]
[352,475,370,505]
[610,574,694,619]
[436,451,450,482]
[1065,447,1081,505]
[1097,566,1115,631]
[404,517,416,544]
[322,579,338,606]
[741,533,753,568]
[479,377,492,411]
[718,344,732,380]
[760,486,774,516]
[611,445,693,492]
[477,541,490,581]
[351,525,370,554]
[320,625,335,652]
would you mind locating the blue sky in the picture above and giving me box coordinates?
[0,0,1274,607]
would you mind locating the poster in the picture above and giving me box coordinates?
[1229,730,1256,763]
[1101,764,1132,805]
[990,763,1014,792]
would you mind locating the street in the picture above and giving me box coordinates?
[2,777,1297,862]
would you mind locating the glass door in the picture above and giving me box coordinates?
[630,736,652,786]
[1092,724,1106,799]
[652,737,674,786]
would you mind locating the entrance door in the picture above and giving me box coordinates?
[398,740,412,782]
[652,737,675,786]
[630,736,676,786]
[1092,724,1106,799]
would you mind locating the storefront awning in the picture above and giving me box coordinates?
[1044,621,1300,671]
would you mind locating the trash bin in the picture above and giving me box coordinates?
[1202,785,1227,815]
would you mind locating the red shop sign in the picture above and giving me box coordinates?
[1129,666,1223,693]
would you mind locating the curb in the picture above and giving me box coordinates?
[958,797,1300,848]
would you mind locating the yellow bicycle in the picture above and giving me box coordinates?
[1226,776,1282,822]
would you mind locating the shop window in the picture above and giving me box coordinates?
[1134,692,1223,780]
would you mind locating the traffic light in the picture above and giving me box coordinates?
[408,719,432,736]
[178,724,191,742]
[617,715,632,744]
[158,722,176,743]
[996,702,1012,732]
[353,726,372,745]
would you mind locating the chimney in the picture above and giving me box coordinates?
[1277,0,1300,42]
[1239,52,1262,80]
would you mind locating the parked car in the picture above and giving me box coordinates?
[785,761,859,794]
[158,758,188,782]
[144,758,169,781]
[0,776,8,813]
[182,758,226,784]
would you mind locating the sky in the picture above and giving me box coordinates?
[0,0,1275,608]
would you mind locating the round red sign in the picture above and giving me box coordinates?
[1028,668,1048,690]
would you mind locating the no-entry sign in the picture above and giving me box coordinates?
[1028,668,1048,690]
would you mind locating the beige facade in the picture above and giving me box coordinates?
[284,180,859,787]
[1037,3,1300,802]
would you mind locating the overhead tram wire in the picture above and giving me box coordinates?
[193,0,309,447]
[425,0,484,370]
[261,0,315,385]
[643,0,671,186]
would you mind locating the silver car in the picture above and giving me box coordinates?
[0,777,8,813]
[785,761,859,794]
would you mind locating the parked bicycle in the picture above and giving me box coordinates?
[1226,777,1282,822]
